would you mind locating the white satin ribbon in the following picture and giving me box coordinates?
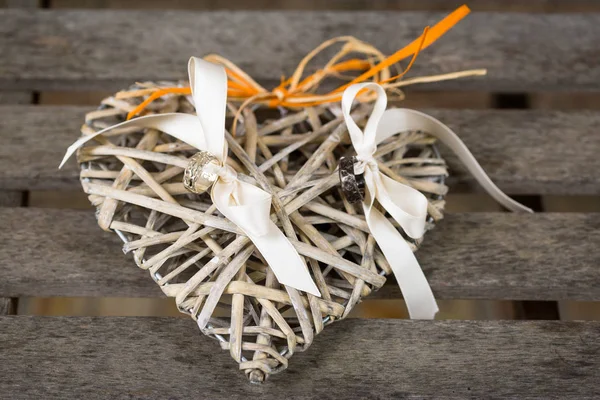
[342,83,532,319]
[60,57,320,297]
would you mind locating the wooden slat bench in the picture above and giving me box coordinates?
[2,10,600,91]
[2,208,599,301]
[1,317,599,398]
[2,106,599,194]
[1,4,599,398]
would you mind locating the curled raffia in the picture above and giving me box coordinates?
[118,4,484,132]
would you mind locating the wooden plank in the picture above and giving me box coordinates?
[48,0,600,12]
[1,10,599,91]
[0,190,23,206]
[0,0,38,108]
[0,189,23,317]
[2,106,599,194]
[0,92,32,104]
[1,208,598,301]
[0,0,38,7]
[0,317,598,398]
[0,0,36,208]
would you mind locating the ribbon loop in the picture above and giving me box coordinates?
[342,82,387,151]
[188,57,228,161]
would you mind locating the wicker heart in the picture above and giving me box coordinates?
[77,83,447,382]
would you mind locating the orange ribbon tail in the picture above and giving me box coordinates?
[126,5,472,120]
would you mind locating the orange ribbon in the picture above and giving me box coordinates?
[125,5,471,121]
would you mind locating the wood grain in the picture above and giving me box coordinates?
[0,92,32,104]
[2,106,599,194]
[0,316,598,398]
[0,190,23,206]
[1,208,598,301]
[1,10,599,91]
[48,0,600,12]
[0,0,36,108]
[0,0,38,8]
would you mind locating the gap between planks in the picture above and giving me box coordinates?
[0,298,17,315]
[0,317,598,398]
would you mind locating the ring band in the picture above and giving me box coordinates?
[339,156,365,204]
[183,151,220,194]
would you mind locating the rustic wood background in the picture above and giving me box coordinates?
[2,0,599,321]
[0,0,600,328]
[1,0,600,398]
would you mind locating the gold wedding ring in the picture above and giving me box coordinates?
[183,151,220,194]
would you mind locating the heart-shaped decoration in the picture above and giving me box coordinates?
[61,7,533,380]
[71,76,448,382]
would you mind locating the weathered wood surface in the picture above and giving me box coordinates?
[0,190,23,206]
[2,106,599,194]
[1,208,598,301]
[0,0,38,8]
[1,317,599,399]
[1,10,599,91]
[0,298,17,315]
[49,0,600,12]
[0,92,32,104]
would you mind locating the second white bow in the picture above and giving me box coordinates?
[342,83,532,319]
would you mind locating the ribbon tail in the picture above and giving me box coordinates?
[376,108,533,213]
[59,113,205,169]
[249,222,321,297]
[212,180,321,297]
[365,205,438,319]
[373,170,428,240]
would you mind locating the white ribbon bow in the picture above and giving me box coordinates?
[342,83,532,319]
[61,57,321,297]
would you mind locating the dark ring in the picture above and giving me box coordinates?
[339,156,366,204]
